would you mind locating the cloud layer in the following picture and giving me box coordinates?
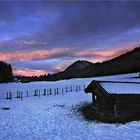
[0,1,140,76]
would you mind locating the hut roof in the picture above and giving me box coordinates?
[85,80,140,95]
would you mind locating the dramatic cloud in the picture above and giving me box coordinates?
[0,1,140,76]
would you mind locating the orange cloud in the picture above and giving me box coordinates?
[0,48,69,61]
[14,68,48,76]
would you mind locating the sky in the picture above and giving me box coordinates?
[0,1,140,76]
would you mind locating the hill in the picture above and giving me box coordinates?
[65,60,93,73]
[49,47,140,80]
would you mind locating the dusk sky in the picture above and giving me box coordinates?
[0,1,140,76]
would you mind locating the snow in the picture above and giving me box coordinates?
[0,73,139,100]
[0,73,140,140]
[100,82,140,94]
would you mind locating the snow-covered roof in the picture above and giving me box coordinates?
[100,82,140,94]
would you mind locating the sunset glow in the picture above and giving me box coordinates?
[13,69,48,77]
[0,1,140,76]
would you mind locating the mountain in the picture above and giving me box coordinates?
[86,47,140,77]
[0,61,13,83]
[49,47,140,81]
[65,60,93,73]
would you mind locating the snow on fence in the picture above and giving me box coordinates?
[5,84,86,101]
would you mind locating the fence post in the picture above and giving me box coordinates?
[38,90,40,98]
[43,89,46,96]
[17,91,20,98]
[65,87,68,93]
[21,92,23,100]
[57,88,59,94]
[50,88,52,95]
[26,90,29,97]
[76,86,78,92]
[10,92,12,101]
[34,89,37,96]
[62,88,64,95]
[70,86,72,92]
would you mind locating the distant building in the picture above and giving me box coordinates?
[85,80,140,123]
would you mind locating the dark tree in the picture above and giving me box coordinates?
[0,61,13,82]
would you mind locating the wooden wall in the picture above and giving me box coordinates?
[91,87,140,118]
[111,95,140,117]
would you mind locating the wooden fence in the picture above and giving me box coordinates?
[6,84,86,101]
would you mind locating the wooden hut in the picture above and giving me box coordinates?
[85,80,140,123]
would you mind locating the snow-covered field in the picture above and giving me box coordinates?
[0,73,140,140]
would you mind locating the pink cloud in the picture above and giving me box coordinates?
[0,48,69,61]
[52,63,68,72]
[0,43,136,76]
[13,68,48,76]
[74,45,135,62]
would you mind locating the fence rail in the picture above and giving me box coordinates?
[5,84,86,101]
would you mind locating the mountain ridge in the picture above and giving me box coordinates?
[49,47,140,80]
